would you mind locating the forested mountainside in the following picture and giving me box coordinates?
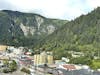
[36,7,100,59]
[0,10,67,46]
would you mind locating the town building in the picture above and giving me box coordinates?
[34,51,54,66]
[0,45,8,53]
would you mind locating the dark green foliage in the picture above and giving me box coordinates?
[21,67,30,74]
[9,60,17,71]
[90,59,100,69]
[2,60,17,73]
[70,56,92,65]
[2,69,10,73]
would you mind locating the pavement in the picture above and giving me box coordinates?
[0,70,29,75]
[56,69,100,75]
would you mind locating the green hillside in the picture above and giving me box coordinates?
[0,10,67,47]
[36,7,100,60]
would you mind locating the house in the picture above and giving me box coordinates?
[24,52,32,55]
[19,56,33,66]
[0,45,8,50]
[73,52,84,58]
[58,64,76,71]
[0,60,4,68]
[55,60,66,66]
[62,64,76,71]
[61,57,70,63]
[0,56,10,60]
[13,48,22,55]
[0,45,8,54]
[69,51,84,58]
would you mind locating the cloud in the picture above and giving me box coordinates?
[87,0,100,8]
[0,0,100,20]
[0,0,14,10]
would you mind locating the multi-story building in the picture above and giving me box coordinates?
[34,51,54,66]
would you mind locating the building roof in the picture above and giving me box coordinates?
[0,56,9,60]
[62,64,76,70]
[0,45,8,51]
[57,69,100,75]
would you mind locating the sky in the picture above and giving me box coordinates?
[0,0,100,20]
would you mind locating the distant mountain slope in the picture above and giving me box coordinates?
[0,10,68,46]
[37,7,100,59]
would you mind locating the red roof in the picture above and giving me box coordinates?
[62,64,76,70]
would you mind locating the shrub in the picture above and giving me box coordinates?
[2,69,9,73]
[21,67,30,74]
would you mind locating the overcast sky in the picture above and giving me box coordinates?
[0,0,100,20]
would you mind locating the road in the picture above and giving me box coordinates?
[0,70,29,75]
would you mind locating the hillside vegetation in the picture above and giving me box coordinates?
[0,10,67,47]
[36,7,100,60]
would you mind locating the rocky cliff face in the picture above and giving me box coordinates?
[0,10,67,46]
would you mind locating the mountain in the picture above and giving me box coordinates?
[37,7,100,59]
[0,10,67,46]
